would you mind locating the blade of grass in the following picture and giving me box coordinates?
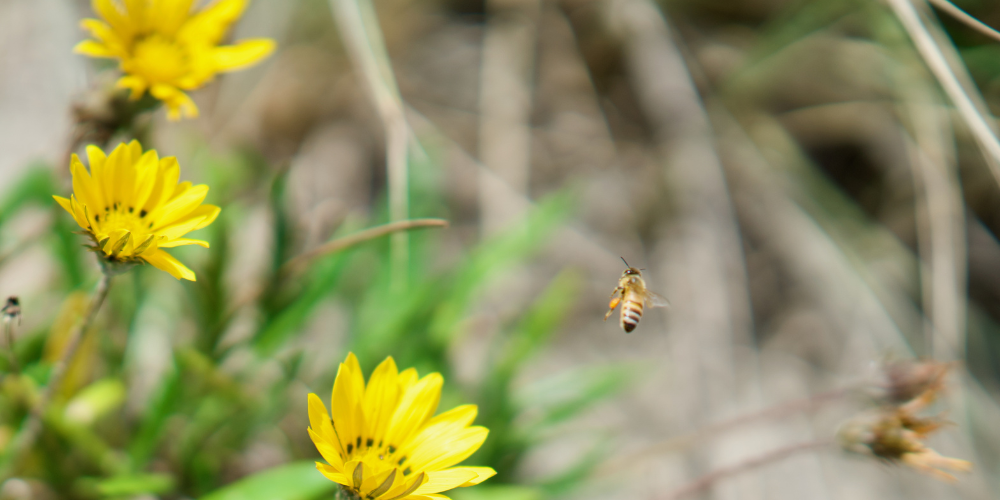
[329,0,411,292]
[886,0,1000,189]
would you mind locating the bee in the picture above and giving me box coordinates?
[604,258,668,333]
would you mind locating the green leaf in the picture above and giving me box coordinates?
[450,485,543,500]
[515,364,638,434]
[494,270,581,378]
[198,461,337,500]
[0,163,59,223]
[93,473,175,496]
[429,192,574,345]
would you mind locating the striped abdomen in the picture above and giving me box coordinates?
[620,293,644,333]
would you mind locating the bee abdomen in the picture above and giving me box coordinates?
[621,300,643,333]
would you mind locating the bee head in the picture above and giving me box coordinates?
[623,268,640,276]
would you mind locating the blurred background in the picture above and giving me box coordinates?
[1,0,1000,498]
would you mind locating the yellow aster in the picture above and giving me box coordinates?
[74,0,275,120]
[308,353,496,500]
[53,140,220,281]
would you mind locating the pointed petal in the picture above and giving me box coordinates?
[450,466,495,487]
[385,373,443,449]
[157,238,209,248]
[73,40,115,58]
[71,154,104,210]
[331,353,365,454]
[146,184,208,228]
[406,427,489,472]
[317,462,351,486]
[143,156,180,212]
[142,249,196,281]
[363,357,400,444]
[213,39,275,72]
[150,84,198,120]
[412,469,479,495]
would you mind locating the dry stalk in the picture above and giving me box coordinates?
[661,440,833,500]
[600,387,852,476]
[329,0,411,292]
[282,218,450,274]
[926,0,1000,44]
[885,0,1000,189]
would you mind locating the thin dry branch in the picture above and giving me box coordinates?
[927,0,1000,44]
[600,387,853,475]
[282,218,449,274]
[661,440,833,500]
[886,0,1000,189]
[329,0,411,291]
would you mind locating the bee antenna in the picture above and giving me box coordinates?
[620,256,630,268]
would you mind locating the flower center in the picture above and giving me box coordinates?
[129,34,189,84]
[92,203,156,255]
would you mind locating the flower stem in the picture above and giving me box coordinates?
[662,440,832,500]
[0,273,113,478]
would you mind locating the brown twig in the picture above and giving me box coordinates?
[600,387,852,475]
[661,440,833,500]
[0,273,112,478]
[927,0,1000,44]
[281,218,449,275]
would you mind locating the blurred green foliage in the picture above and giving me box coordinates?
[0,136,623,500]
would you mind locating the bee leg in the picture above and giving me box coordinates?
[604,288,624,321]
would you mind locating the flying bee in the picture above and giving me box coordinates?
[604,258,668,333]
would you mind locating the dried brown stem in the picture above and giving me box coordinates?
[661,440,833,500]
[281,218,449,275]
[329,0,412,292]
[0,273,112,478]
[601,387,851,475]
[927,0,1000,44]
[886,0,1000,189]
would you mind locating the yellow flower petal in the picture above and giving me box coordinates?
[142,249,195,281]
[73,40,116,58]
[310,354,493,498]
[146,184,208,226]
[385,373,443,448]
[406,427,489,472]
[71,154,104,211]
[213,39,275,72]
[363,357,401,444]
[149,84,198,120]
[450,467,496,487]
[77,0,273,121]
[412,469,479,496]
[316,462,351,486]
[331,353,366,454]
[156,238,209,248]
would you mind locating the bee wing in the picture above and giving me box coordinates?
[645,291,670,308]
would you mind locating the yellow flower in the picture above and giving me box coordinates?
[53,140,220,281]
[74,0,275,120]
[308,353,496,500]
